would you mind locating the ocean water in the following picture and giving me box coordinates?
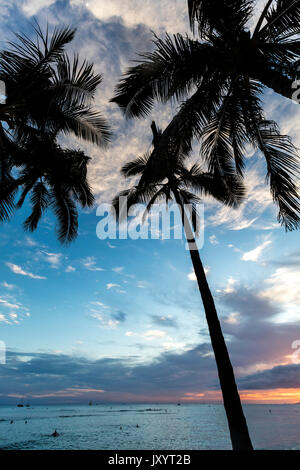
[0,403,299,450]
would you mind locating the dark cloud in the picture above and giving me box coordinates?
[217,286,280,320]
[238,364,300,390]
[111,310,127,322]
[213,285,300,371]
[0,345,218,403]
[271,250,300,267]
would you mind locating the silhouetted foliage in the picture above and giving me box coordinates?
[112,0,300,231]
[0,23,111,242]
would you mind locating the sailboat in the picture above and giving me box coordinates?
[17,395,25,407]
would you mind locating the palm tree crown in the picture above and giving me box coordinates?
[0,23,111,242]
[111,0,300,231]
[113,122,246,221]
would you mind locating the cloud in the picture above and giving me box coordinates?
[106,283,121,290]
[111,310,127,322]
[112,266,124,273]
[209,235,219,245]
[0,344,217,402]
[2,282,15,290]
[0,298,20,310]
[21,0,56,16]
[0,291,31,325]
[6,342,300,403]
[82,257,104,271]
[6,263,46,280]
[188,272,197,281]
[107,242,116,249]
[41,251,62,268]
[241,238,272,262]
[239,364,300,390]
[259,267,300,323]
[143,329,167,340]
[136,281,148,289]
[150,315,177,328]
[206,166,274,231]
[216,277,238,294]
[65,265,76,272]
[0,313,9,324]
[224,312,240,325]
[71,0,189,34]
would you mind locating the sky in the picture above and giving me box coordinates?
[0,0,300,405]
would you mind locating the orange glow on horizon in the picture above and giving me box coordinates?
[181,388,300,404]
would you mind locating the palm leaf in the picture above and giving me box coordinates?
[188,0,253,38]
[111,34,214,118]
[121,153,151,177]
[255,120,300,230]
[23,181,50,232]
[259,0,300,41]
[50,187,78,244]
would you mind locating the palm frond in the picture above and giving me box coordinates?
[7,24,75,70]
[255,119,300,230]
[259,0,300,41]
[178,164,246,207]
[23,181,50,232]
[53,104,111,146]
[111,34,213,118]
[188,0,253,38]
[112,185,161,221]
[16,179,37,208]
[0,148,17,222]
[50,187,78,244]
[121,153,151,177]
[52,54,103,105]
[71,180,95,208]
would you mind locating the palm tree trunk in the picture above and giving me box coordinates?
[173,189,253,450]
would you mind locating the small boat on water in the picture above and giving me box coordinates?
[89,401,93,406]
[17,394,26,407]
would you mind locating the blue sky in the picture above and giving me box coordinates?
[0,0,300,404]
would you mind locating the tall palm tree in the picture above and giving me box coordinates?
[111,0,300,231]
[113,121,253,450]
[111,1,300,449]
[0,23,111,240]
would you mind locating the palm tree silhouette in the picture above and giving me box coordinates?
[14,137,94,244]
[113,121,253,450]
[0,23,111,241]
[111,0,300,231]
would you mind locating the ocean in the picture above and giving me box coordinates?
[0,403,299,450]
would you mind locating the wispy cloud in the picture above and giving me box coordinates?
[112,267,124,273]
[41,251,62,269]
[2,281,15,290]
[82,257,104,272]
[209,235,219,245]
[65,265,76,273]
[106,283,121,290]
[6,263,46,280]
[241,238,272,262]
